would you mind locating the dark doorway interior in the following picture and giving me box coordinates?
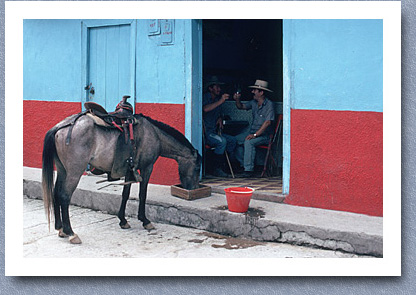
[203,19,283,102]
[201,19,284,184]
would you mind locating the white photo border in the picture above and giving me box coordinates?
[5,1,401,276]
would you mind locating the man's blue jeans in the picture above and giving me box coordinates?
[205,132,237,155]
[235,131,269,172]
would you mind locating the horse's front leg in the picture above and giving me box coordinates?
[118,171,133,229]
[137,167,155,230]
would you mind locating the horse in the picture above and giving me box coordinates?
[42,112,201,244]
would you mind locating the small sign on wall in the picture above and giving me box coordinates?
[148,19,160,36]
[161,19,174,45]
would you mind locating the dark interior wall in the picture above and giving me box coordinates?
[203,19,283,101]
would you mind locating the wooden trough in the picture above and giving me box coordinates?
[170,184,212,200]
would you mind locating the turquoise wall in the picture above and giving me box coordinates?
[284,19,383,112]
[23,19,192,105]
[24,19,82,102]
[136,19,189,104]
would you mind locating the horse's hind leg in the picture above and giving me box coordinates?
[60,199,82,244]
[118,172,132,229]
[53,174,65,237]
[54,168,83,244]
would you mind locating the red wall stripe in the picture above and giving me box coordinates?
[23,100,82,168]
[285,109,383,216]
[135,103,186,186]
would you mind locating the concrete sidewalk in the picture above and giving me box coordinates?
[23,167,382,257]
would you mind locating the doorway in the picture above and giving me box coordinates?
[200,19,284,198]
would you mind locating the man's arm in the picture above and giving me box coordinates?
[245,120,271,140]
[203,94,229,113]
[234,93,247,110]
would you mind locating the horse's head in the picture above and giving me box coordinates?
[178,150,201,190]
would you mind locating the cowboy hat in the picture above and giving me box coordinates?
[249,80,273,92]
[204,76,225,90]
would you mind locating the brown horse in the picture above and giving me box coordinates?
[42,112,201,244]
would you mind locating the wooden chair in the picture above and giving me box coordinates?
[257,114,283,177]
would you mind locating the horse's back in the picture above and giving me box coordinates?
[54,114,95,147]
[54,114,118,174]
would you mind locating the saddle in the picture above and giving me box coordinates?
[84,96,137,126]
[84,96,142,184]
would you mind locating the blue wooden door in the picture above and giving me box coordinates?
[83,20,136,111]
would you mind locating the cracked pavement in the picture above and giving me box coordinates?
[23,197,372,258]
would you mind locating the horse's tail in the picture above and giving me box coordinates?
[42,127,58,230]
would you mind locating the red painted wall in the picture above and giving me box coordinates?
[285,109,383,216]
[136,103,186,186]
[23,100,82,168]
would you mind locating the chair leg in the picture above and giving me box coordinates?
[261,161,268,177]
[268,155,277,176]
[224,151,235,178]
[261,146,272,178]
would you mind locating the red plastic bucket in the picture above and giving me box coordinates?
[224,187,254,213]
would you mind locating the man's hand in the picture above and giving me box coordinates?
[245,134,256,140]
[217,118,224,130]
[204,93,230,113]
[234,93,246,110]
[221,93,230,102]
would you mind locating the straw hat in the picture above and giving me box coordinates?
[248,80,273,92]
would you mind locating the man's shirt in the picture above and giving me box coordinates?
[243,98,275,135]
[203,92,223,135]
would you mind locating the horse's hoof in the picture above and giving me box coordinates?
[58,229,68,238]
[144,223,155,231]
[69,234,82,244]
[120,222,131,229]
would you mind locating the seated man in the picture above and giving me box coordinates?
[234,80,275,177]
[203,76,237,177]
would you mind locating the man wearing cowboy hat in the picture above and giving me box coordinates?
[203,76,237,177]
[234,79,275,178]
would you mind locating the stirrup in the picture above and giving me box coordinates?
[132,170,143,182]
[95,174,120,184]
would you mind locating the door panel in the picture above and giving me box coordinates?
[87,24,133,111]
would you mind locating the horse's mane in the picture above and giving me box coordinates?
[135,114,195,151]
